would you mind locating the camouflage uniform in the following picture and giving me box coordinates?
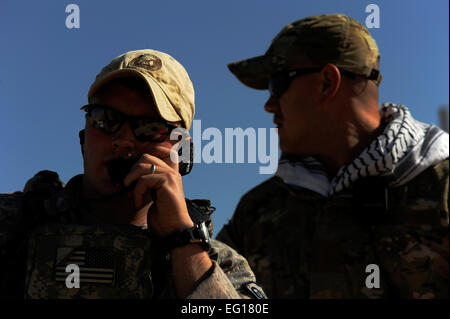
[0,171,264,299]
[218,160,449,298]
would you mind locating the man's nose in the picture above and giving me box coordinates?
[112,122,136,149]
[264,96,280,114]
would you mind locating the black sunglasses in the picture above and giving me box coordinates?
[268,67,323,99]
[268,67,369,98]
[81,104,179,143]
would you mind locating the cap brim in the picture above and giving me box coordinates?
[227,55,278,90]
[87,69,183,124]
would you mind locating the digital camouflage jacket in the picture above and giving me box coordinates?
[0,171,265,299]
[217,160,449,298]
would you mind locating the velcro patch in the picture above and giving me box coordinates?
[243,281,267,299]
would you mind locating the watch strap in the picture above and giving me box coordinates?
[163,222,211,251]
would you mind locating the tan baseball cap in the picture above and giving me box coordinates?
[228,14,382,90]
[86,49,195,131]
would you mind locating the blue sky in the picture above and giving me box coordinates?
[0,0,448,236]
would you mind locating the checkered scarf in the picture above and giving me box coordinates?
[275,103,449,197]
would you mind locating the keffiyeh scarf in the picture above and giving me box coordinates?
[275,103,449,197]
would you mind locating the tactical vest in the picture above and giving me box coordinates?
[25,224,156,298]
[20,172,214,299]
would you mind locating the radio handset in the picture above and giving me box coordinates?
[106,157,140,191]
[178,140,194,176]
[105,142,193,191]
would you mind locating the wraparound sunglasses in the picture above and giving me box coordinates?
[81,104,179,143]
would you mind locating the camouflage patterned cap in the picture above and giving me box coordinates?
[86,49,195,130]
[228,14,382,90]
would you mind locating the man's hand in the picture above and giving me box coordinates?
[123,144,213,298]
[123,144,194,238]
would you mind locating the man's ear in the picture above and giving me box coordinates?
[78,129,85,157]
[320,64,341,103]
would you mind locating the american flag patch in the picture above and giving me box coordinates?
[55,248,115,285]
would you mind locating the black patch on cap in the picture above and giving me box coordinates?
[129,54,162,71]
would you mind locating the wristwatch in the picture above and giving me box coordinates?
[163,221,211,252]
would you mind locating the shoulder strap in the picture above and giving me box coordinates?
[22,170,64,227]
